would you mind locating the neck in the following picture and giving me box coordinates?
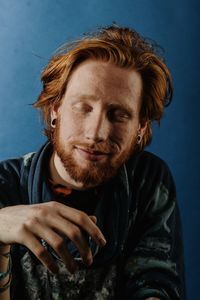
[49,152,87,191]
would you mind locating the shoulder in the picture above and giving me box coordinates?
[0,142,51,188]
[0,152,36,206]
[0,152,35,184]
[126,150,171,176]
[124,152,178,220]
[125,151,175,193]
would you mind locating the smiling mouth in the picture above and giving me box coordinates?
[75,147,111,161]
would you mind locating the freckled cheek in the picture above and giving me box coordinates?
[59,117,84,141]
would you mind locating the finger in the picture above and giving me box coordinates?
[22,229,59,273]
[65,223,93,266]
[24,220,79,274]
[36,225,79,274]
[53,203,106,246]
[50,215,93,266]
[25,205,94,268]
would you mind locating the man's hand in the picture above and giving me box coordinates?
[0,202,106,273]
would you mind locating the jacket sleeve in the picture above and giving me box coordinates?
[120,155,186,300]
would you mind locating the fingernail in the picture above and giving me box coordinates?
[98,236,107,247]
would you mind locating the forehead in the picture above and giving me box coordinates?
[63,59,142,110]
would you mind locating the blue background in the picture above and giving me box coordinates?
[0,0,199,298]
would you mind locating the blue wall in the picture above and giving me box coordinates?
[0,0,199,298]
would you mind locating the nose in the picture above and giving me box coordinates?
[85,111,110,143]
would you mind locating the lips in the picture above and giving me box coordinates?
[75,147,110,161]
[79,147,109,155]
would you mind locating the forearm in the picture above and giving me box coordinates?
[0,245,11,300]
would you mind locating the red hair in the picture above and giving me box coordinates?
[34,25,173,150]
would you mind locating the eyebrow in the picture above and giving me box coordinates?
[70,94,97,101]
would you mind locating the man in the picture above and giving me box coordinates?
[0,25,185,299]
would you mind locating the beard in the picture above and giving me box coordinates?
[51,119,137,188]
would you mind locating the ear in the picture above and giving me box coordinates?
[51,109,57,122]
[50,105,59,126]
[138,120,148,137]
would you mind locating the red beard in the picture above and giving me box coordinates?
[51,118,136,187]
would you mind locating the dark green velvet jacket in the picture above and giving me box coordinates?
[0,142,186,299]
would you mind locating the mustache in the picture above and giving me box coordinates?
[73,141,119,154]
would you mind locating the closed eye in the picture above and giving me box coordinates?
[72,102,93,114]
[108,109,131,122]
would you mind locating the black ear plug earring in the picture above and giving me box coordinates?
[136,134,142,144]
[51,119,56,128]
